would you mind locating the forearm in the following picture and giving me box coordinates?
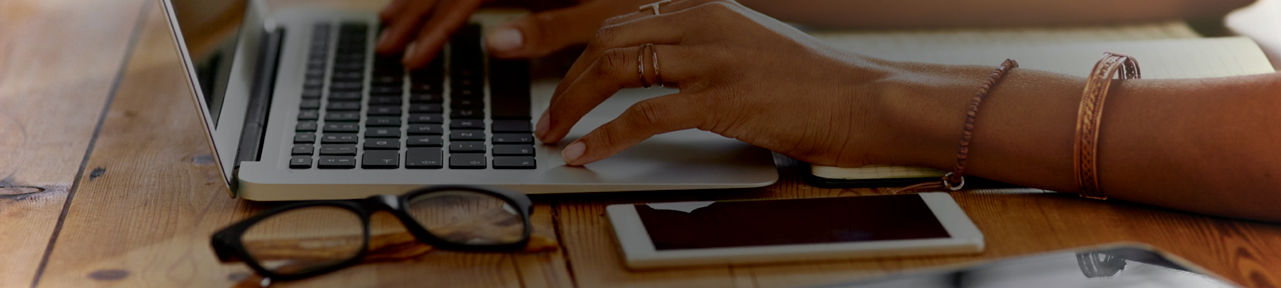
[740,0,1255,28]
[874,62,1281,221]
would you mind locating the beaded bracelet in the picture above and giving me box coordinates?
[894,59,1018,193]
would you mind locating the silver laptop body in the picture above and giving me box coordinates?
[161,0,778,200]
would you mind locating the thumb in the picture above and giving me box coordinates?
[486,1,615,58]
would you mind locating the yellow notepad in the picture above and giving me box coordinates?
[807,24,1276,185]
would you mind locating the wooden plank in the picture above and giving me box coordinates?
[0,0,146,287]
[35,1,567,287]
[556,156,1281,288]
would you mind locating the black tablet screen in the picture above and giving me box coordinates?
[634,195,951,250]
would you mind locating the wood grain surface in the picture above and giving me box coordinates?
[2,0,1280,287]
[0,0,148,287]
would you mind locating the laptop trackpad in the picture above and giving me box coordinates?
[532,85,773,180]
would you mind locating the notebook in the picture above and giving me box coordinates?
[805,24,1277,187]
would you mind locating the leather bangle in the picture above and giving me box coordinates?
[1074,52,1140,200]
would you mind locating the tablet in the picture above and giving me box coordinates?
[606,193,984,269]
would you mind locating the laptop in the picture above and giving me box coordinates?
[160,0,778,200]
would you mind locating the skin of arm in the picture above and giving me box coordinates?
[871,63,1281,222]
[739,0,1257,28]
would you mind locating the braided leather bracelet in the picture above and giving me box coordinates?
[1074,52,1140,200]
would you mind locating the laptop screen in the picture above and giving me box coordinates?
[168,0,248,126]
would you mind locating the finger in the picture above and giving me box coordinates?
[375,0,442,54]
[551,0,719,96]
[561,95,708,166]
[603,0,742,27]
[402,0,483,68]
[379,0,411,22]
[539,45,697,144]
[486,1,614,59]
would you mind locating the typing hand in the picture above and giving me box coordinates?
[376,0,658,69]
[537,0,911,167]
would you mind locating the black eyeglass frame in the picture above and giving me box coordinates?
[210,185,533,281]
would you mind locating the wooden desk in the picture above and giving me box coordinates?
[3,0,1280,287]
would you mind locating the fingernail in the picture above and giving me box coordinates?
[402,42,418,63]
[535,110,550,140]
[376,31,389,48]
[486,26,523,52]
[562,142,585,164]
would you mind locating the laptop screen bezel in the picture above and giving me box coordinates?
[160,0,271,189]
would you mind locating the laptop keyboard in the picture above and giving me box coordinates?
[289,22,535,170]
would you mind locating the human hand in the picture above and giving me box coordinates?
[376,0,660,69]
[537,0,913,167]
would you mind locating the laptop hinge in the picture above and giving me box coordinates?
[232,27,285,174]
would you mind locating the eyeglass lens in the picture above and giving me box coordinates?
[237,190,525,277]
[406,190,525,246]
[240,206,364,276]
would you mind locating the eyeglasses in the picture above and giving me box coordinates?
[211,186,533,281]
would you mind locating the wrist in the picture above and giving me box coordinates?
[867,61,996,170]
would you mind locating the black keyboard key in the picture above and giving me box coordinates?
[490,58,531,119]
[303,79,324,89]
[292,144,315,155]
[301,89,322,99]
[326,112,361,121]
[450,130,485,141]
[290,156,313,169]
[365,127,400,138]
[409,103,442,113]
[450,154,487,169]
[492,133,534,144]
[327,101,361,111]
[451,97,482,108]
[330,91,362,100]
[318,156,357,169]
[320,144,358,156]
[371,74,402,85]
[408,114,443,123]
[332,71,362,81]
[407,136,444,147]
[336,54,365,62]
[298,109,319,120]
[368,96,402,105]
[450,119,484,129]
[321,133,359,144]
[324,123,360,132]
[407,124,443,135]
[450,141,486,153]
[409,93,442,103]
[330,81,363,91]
[364,139,400,150]
[362,151,400,169]
[492,144,534,156]
[451,88,480,98]
[410,82,442,93]
[405,148,443,169]
[451,108,483,119]
[294,132,316,143]
[368,106,402,116]
[300,99,321,109]
[492,120,531,132]
[296,121,318,132]
[369,86,402,95]
[494,156,536,169]
[366,116,402,127]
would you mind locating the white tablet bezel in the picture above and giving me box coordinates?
[606,192,984,269]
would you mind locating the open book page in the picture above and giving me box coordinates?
[808,26,1276,182]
